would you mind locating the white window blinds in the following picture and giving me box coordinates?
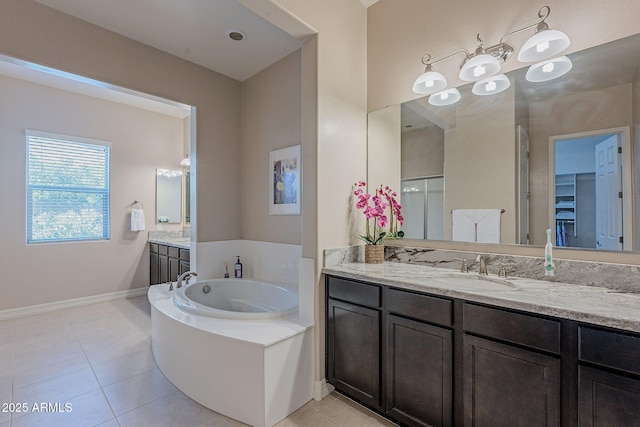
[26,130,111,243]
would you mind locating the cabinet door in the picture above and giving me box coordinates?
[327,298,381,409]
[579,365,640,426]
[169,257,180,282]
[386,314,452,427]
[150,252,159,285]
[464,335,561,427]
[179,260,190,276]
[159,254,169,283]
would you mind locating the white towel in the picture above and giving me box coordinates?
[452,209,501,243]
[131,208,145,232]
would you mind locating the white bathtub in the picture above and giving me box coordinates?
[173,278,298,319]
[149,281,313,427]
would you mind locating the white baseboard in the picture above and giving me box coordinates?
[313,379,335,401]
[0,287,149,320]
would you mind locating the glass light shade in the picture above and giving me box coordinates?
[526,56,573,82]
[180,156,191,166]
[429,88,461,106]
[412,69,448,95]
[472,74,510,96]
[518,29,570,63]
[459,53,501,81]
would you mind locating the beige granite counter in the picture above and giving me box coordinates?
[148,237,190,249]
[323,262,640,333]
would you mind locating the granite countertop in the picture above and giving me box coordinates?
[148,237,190,249]
[323,262,640,333]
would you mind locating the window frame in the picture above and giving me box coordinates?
[25,130,112,244]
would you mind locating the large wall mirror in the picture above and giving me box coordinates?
[156,168,183,223]
[368,32,640,252]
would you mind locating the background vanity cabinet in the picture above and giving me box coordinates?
[149,243,190,285]
[462,303,562,427]
[326,276,382,409]
[578,326,640,426]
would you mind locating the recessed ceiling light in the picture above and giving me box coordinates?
[226,30,247,41]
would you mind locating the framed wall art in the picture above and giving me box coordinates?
[269,145,301,215]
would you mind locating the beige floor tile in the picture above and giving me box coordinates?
[95,418,121,427]
[323,395,397,427]
[14,335,84,366]
[275,405,340,427]
[117,389,233,427]
[81,331,151,365]
[103,368,177,416]
[12,365,100,418]
[11,389,115,427]
[12,349,92,388]
[92,347,156,386]
[304,392,339,413]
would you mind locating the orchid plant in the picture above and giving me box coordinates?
[353,181,404,245]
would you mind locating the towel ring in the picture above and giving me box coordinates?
[131,200,144,209]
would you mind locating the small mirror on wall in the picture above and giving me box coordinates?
[156,168,182,223]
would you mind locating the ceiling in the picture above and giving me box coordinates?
[34,0,303,82]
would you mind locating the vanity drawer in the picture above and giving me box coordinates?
[149,243,159,254]
[386,288,452,327]
[157,244,168,255]
[464,303,561,354]
[179,248,190,261]
[579,327,640,376]
[327,276,381,309]
[168,246,180,258]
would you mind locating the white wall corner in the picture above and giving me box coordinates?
[298,257,315,324]
[313,379,335,401]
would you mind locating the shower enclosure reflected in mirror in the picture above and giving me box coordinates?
[156,168,182,223]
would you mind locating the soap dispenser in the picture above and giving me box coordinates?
[234,256,243,278]
[544,229,555,277]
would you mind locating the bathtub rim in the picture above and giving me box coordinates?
[173,278,299,320]
[148,284,312,348]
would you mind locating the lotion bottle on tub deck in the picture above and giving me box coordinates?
[234,256,243,278]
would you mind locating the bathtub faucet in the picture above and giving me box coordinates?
[176,271,197,289]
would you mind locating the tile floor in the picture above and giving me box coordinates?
[0,295,395,427]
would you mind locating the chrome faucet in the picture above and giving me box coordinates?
[454,258,469,273]
[176,271,197,289]
[476,255,488,275]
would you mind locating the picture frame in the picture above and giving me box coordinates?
[269,145,301,215]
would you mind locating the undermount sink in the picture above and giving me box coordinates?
[431,274,518,291]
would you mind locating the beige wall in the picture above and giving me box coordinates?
[0,75,184,310]
[402,126,444,180]
[635,69,640,249]
[368,105,401,191]
[241,50,302,245]
[0,0,241,243]
[444,86,517,242]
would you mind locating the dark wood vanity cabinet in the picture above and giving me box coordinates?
[149,243,190,285]
[463,303,562,427]
[327,276,453,426]
[327,277,382,409]
[326,274,640,427]
[578,327,640,426]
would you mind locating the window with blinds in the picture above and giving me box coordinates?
[26,130,111,243]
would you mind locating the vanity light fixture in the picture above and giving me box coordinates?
[525,55,573,82]
[429,88,461,106]
[472,74,511,96]
[412,56,448,95]
[412,6,570,100]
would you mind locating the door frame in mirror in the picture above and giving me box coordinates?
[548,126,633,251]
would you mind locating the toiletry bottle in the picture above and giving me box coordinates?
[544,228,555,276]
[234,256,243,278]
